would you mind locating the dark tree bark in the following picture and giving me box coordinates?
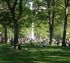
[13,0,22,49]
[62,0,69,46]
[13,20,19,49]
[47,0,55,45]
[4,25,7,43]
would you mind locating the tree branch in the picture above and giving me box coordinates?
[16,0,22,20]
[12,0,18,10]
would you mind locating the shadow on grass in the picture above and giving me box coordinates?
[0,44,70,63]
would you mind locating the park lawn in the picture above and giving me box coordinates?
[0,44,70,63]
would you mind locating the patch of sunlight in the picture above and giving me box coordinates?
[29,49,38,52]
[52,57,70,61]
[0,44,6,46]
[36,49,63,52]
[46,49,63,51]
[29,48,64,52]
[33,61,48,63]
[30,50,36,52]
[48,56,61,58]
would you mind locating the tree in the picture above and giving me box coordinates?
[4,0,23,49]
[62,0,69,46]
[47,0,55,45]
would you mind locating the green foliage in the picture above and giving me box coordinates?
[0,0,70,40]
[0,25,3,32]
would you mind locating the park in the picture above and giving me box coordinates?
[0,0,70,63]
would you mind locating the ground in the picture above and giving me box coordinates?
[0,44,70,63]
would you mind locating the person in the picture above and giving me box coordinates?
[10,38,14,46]
[39,37,46,47]
[30,39,33,47]
[15,42,22,50]
[1,37,5,43]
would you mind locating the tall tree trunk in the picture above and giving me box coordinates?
[49,13,54,45]
[62,0,69,46]
[10,11,19,49]
[9,10,19,49]
[47,0,55,45]
[4,25,7,43]
[13,20,19,49]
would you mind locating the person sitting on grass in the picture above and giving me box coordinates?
[39,37,46,47]
[16,42,22,50]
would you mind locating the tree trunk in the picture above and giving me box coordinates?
[13,20,19,49]
[62,0,69,46]
[11,11,19,49]
[4,25,7,43]
[47,0,55,45]
[49,12,54,45]
[5,0,22,49]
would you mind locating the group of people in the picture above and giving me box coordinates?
[0,37,6,43]
[0,36,70,47]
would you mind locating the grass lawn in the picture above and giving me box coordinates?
[0,44,70,63]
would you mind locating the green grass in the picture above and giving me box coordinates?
[0,44,70,63]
